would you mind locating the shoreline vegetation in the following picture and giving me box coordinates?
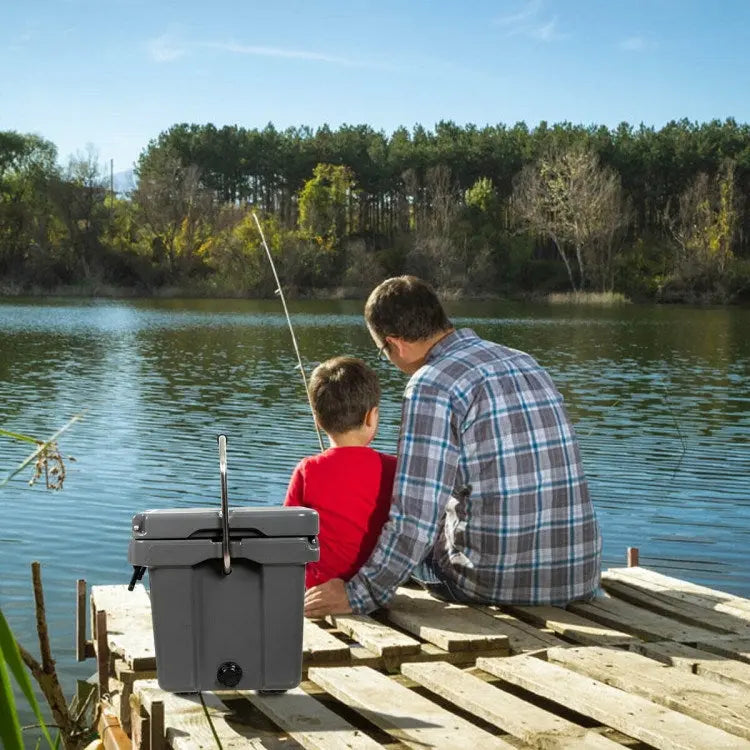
[0,283,634,306]
[3,119,750,305]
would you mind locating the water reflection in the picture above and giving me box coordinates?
[0,297,749,717]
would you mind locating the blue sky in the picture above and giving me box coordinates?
[2,0,749,172]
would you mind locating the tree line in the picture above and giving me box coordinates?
[2,118,750,302]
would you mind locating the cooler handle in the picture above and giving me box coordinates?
[218,433,231,575]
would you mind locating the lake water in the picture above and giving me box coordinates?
[1,297,749,723]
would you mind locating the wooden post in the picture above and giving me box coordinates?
[29,561,75,739]
[96,609,110,697]
[150,699,165,750]
[116,661,135,735]
[76,579,87,661]
[627,547,639,567]
[130,693,149,750]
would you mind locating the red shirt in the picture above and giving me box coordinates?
[284,446,396,588]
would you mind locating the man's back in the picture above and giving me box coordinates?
[408,328,601,605]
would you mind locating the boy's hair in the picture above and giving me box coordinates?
[365,275,451,342]
[309,356,380,435]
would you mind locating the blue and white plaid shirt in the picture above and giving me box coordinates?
[346,328,602,613]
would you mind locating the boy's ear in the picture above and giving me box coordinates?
[364,406,379,428]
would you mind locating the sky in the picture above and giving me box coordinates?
[2,0,750,173]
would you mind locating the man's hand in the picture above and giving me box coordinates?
[304,578,352,617]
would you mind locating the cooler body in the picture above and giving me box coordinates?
[128,507,319,692]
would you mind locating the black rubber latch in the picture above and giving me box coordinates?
[128,566,146,591]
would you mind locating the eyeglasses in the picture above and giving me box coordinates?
[377,342,389,362]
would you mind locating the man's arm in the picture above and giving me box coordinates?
[344,381,460,613]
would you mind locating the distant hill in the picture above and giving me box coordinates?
[113,169,136,195]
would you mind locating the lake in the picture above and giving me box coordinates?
[1,296,749,723]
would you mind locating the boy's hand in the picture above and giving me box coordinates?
[304,579,352,617]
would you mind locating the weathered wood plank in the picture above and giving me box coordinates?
[240,686,386,750]
[347,641,509,671]
[631,640,750,691]
[98,704,131,750]
[308,665,516,749]
[602,578,750,635]
[303,619,352,663]
[381,587,510,653]
[134,679,292,749]
[546,646,750,740]
[328,614,421,659]
[568,595,724,642]
[471,604,571,653]
[603,567,750,621]
[503,605,638,647]
[92,584,157,671]
[690,635,750,664]
[402,661,621,749]
[477,654,750,750]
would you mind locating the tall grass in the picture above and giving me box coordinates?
[1,415,84,749]
[0,610,56,750]
[547,291,630,305]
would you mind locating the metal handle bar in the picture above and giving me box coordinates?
[217,434,231,575]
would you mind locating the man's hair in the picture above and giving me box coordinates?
[308,356,381,435]
[364,275,451,342]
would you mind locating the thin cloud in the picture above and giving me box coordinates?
[530,18,566,42]
[494,1,566,42]
[7,30,35,51]
[619,36,654,51]
[146,31,375,67]
[201,42,354,66]
[494,0,542,28]
[148,32,186,62]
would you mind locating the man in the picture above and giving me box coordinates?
[304,275,601,617]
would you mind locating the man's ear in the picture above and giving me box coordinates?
[385,336,408,358]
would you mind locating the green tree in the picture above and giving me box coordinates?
[51,146,108,281]
[662,160,739,297]
[0,132,59,282]
[133,146,213,280]
[298,163,355,250]
[512,146,629,291]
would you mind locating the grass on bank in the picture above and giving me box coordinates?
[546,291,631,305]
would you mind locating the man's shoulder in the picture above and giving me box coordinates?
[410,332,525,388]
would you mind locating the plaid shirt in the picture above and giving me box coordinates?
[346,328,602,613]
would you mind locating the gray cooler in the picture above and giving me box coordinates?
[128,506,319,693]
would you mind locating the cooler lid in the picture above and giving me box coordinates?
[131,506,318,540]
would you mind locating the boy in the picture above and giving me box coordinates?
[284,356,396,588]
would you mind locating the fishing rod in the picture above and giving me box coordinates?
[252,212,325,453]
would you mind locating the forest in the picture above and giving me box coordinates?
[2,118,749,303]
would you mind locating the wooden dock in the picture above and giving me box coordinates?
[85,565,750,749]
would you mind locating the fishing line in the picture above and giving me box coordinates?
[198,690,223,750]
[252,212,325,452]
